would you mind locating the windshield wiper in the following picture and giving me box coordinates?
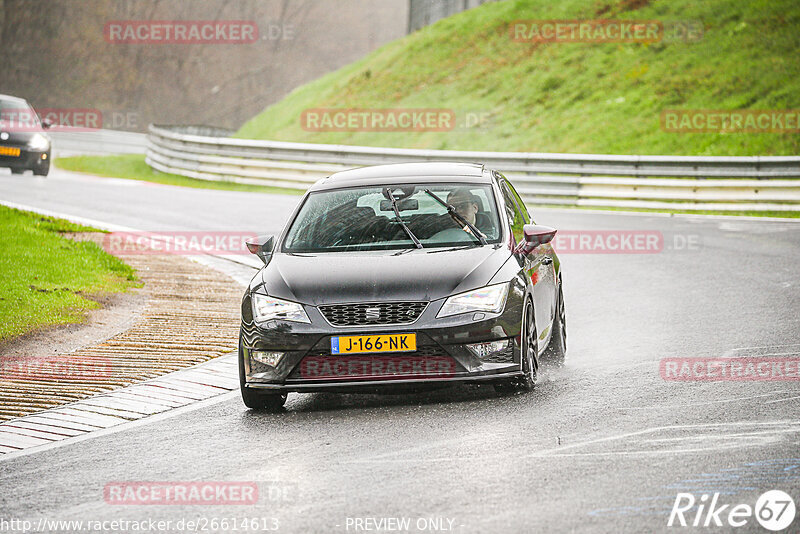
[385,188,423,249]
[423,189,488,245]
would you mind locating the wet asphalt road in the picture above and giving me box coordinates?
[1,168,799,533]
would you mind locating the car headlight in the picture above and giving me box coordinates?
[252,293,310,323]
[437,282,509,318]
[28,133,50,151]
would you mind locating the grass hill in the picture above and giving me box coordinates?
[236,0,800,156]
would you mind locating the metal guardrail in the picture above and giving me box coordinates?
[146,124,800,211]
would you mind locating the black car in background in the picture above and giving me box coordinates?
[0,94,51,176]
[240,162,566,410]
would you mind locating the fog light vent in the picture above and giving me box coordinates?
[466,339,512,362]
[251,350,284,367]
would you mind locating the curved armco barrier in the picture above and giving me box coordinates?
[146,124,800,212]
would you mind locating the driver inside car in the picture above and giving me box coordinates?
[446,187,492,235]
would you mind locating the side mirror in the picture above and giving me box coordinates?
[41,118,52,130]
[517,224,557,253]
[246,235,275,266]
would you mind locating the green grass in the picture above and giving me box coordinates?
[54,155,304,195]
[237,0,800,156]
[0,206,140,342]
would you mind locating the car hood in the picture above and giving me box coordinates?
[261,246,511,306]
[0,128,41,144]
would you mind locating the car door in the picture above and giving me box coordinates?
[498,176,556,346]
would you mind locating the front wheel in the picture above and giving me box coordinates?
[241,387,287,411]
[33,163,50,177]
[543,282,567,366]
[9,167,25,175]
[238,336,287,411]
[496,299,537,394]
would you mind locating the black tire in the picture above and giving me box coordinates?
[238,336,287,411]
[496,299,537,394]
[9,167,25,175]
[543,281,567,366]
[33,163,50,177]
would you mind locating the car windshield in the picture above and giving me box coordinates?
[283,183,502,252]
[0,98,40,130]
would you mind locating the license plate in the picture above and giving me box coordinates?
[331,333,416,354]
[0,146,20,157]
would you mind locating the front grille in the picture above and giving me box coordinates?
[303,344,449,359]
[319,302,427,327]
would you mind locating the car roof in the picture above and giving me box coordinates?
[0,94,29,104]
[310,162,490,191]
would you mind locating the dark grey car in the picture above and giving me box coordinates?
[0,94,51,176]
[239,163,567,410]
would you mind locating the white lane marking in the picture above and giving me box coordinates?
[723,343,800,358]
[342,421,800,464]
[0,200,135,232]
[730,343,800,350]
[743,351,800,357]
[532,421,800,454]
[765,395,800,405]
[619,392,790,409]
[639,429,800,443]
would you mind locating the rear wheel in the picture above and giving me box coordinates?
[238,336,287,411]
[496,299,537,394]
[543,281,567,366]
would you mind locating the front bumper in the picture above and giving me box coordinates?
[0,146,50,171]
[240,286,526,393]
[245,371,524,393]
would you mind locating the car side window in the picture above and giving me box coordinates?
[499,180,526,244]
[505,179,532,224]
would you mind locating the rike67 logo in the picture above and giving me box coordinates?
[669,490,796,531]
